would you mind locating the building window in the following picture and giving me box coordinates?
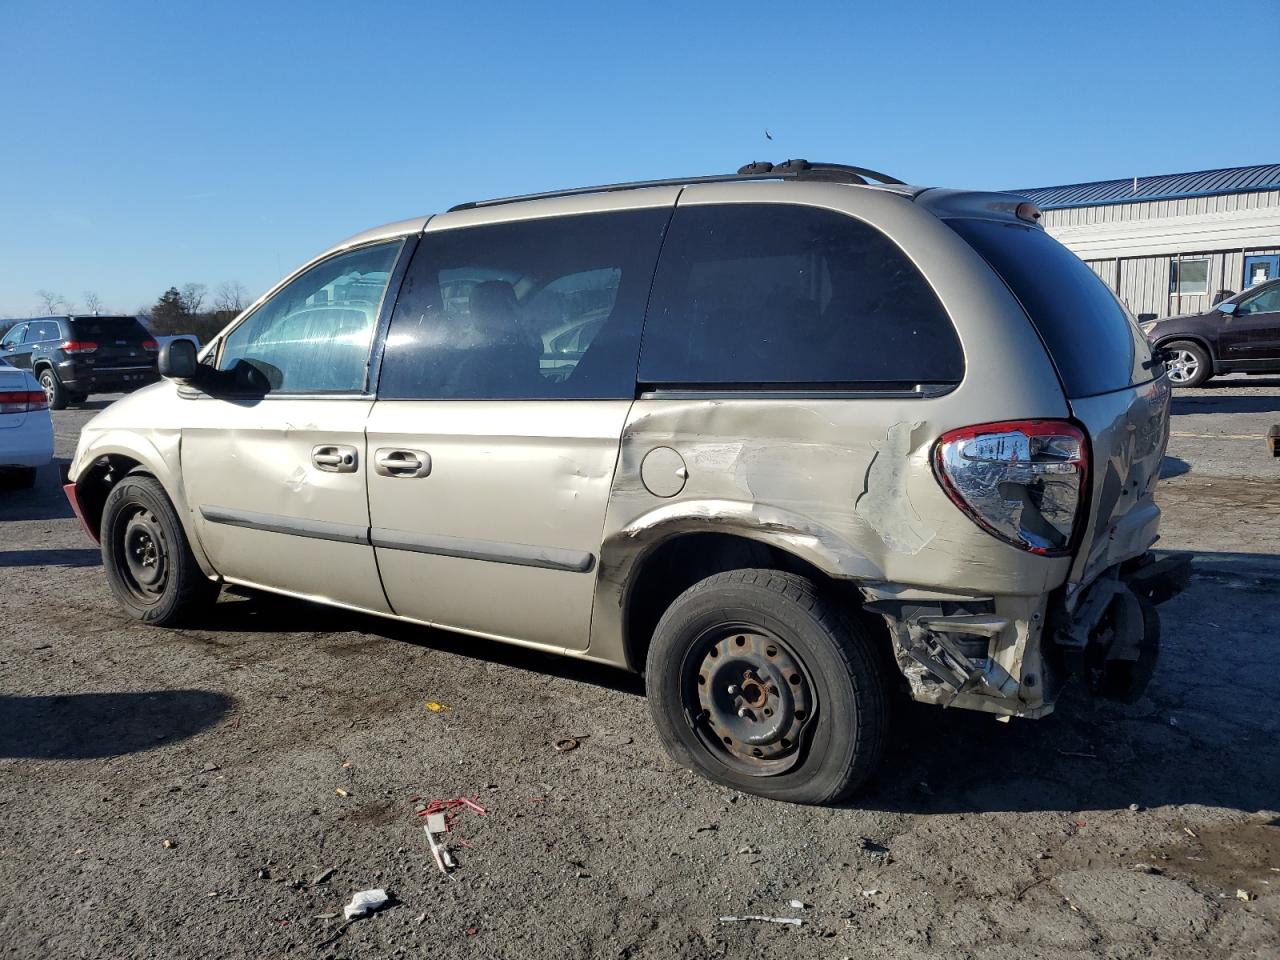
[1169,258,1210,296]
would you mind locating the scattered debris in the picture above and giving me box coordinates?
[335,788,349,798]
[162,839,175,849]
[554,737,581,753]
[736,846,756,855]
[424,701,452,713]
[310,867,335,887]
[1057,750,1098,760]
[341,761,351,769]
[343,888,390,920]
[1184,827,1199,838]
[1169,717,1180,727]
[413,913,426,924]
[1236,889,1255,902]
[1130,863,1164,875]
[424,822,455,875]
[719,915,803,927]
[1128,803,1141,812]
[1014,877,1048,899]
[695,825,718,833]
[788,899,806,909]
[860,889,880,898]
[202,761,220,772]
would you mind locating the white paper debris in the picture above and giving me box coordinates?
[343,888,389,920]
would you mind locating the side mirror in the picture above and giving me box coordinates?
[1218,302,1238,316]
[158,339,199,380]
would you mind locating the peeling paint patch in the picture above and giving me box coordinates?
[854,421,935,555]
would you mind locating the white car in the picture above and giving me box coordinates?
[0,359,54,488]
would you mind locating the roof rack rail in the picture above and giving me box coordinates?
[447,159,904,212]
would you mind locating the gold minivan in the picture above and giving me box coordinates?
[66,161,1185,804]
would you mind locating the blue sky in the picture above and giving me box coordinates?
[1,0,1276,318]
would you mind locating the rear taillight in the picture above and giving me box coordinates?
[142,339,158,351]
[62,340,98,355]
[933,419,1089,557]
[0,390,49,414]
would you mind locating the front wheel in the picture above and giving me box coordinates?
[645,569,889,805]
[100,473,219,625]
[1163,340,1213,387]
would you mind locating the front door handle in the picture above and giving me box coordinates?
[374,448,431,478]
[312,444,359,473]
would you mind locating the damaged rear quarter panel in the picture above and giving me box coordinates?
[588,183,1079,670]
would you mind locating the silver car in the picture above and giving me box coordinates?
[66,160,1183,804]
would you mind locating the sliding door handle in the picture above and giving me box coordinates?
[374,448,432,478]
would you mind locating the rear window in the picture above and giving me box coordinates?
[945,218,1153,398]
[70,317,150,342]
[639,203,964,388]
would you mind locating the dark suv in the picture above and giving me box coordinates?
[0,316,159,408]
[1140,278,1280,386]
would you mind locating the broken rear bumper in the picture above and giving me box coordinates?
[863,551,1191,717]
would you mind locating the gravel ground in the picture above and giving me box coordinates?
[1,378,1278,959]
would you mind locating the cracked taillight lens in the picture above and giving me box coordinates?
[933,420,1088,557]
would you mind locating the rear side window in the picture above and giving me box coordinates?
[29,320,62,342]
[70,317,148,342]
[639,203,963,387]
[946,218,1153,398]
[378,207,670,400]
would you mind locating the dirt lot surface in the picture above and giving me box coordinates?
[2,377,1278,959]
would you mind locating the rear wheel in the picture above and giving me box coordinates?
[645,569,889,805]
[38,368,67,410]
[100,473,218,625]
[1163,340,1212,387]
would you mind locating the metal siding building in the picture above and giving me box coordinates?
[1011,164,1280,319]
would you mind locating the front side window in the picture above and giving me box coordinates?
[219,241,402,393]
[378,208,670,399]
[1,323,28,348]
[1170,258,1210,296]
[639,203,964,387]
[1237,284,1280,316]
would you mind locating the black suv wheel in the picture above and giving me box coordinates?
[1163,340,1213,387]
[645,569,889,805]
[100,473,219,625]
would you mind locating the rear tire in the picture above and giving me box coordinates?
[645,569,889,805]
[38,368,67,410]
[100,473,219,625]
[1163,340,1212,387]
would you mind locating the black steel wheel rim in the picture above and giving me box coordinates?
[113,505,169,604]
[682,622,817,777]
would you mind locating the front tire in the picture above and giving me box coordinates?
[38,368,67,410]
[645,569,889,805]
[1163,340,1213,387]
[100,473,218,625]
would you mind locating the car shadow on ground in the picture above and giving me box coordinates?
[0,463,74,522]
[108,550,1280,813]
[0,548,99,567]
[1161,455,1191,478]
[0,690,234,759]
[200,590,647,697]
[1172,391,1280,416]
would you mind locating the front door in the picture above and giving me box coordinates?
[1243,254,1280,290]
[365,200,674,649]
[0,323,31,369]
[1219,282,1280,363]
[180,239,407,611]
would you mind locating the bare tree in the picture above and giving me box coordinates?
[36,290,69,315]
[214,281,248,314]
[180,282,207,315]
[83,290,104,314]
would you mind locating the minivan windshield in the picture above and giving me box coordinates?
[946,218,1153,398]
